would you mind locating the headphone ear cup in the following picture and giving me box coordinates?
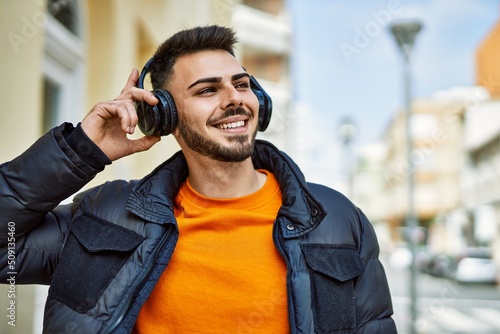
[136,98,159,136]
[137,89,178,136]
[254,90,272,132]
[249,76,273,132]
[154,89,178,136]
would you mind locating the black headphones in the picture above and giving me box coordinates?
[136,57,273,136]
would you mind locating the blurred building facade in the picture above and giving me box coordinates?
[353,10,500,273]
[461,97,500,252]
[459,13,500,267]
[0,0,291,333]
[379,96,466,244]
[352,142,388,225]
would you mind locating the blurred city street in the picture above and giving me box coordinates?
[383,255,500,334]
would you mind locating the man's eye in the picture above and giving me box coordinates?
[235,82,250,90]
[197,87,216,95]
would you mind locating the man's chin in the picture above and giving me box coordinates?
[210,141,255,163]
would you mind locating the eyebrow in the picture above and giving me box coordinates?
[187,72,250,90]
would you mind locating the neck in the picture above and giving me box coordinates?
[184,154,267,198]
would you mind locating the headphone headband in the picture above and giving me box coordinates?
[137,57,154,90]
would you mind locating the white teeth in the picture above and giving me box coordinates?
[216,120,245,129]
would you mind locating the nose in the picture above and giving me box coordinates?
[221,84,244,109]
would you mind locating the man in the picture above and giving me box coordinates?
[0,25,397,333]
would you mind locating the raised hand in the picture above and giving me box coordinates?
[81,68,161,161]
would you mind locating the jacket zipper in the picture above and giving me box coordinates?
[272,219,297,334]
[105,228,174,333]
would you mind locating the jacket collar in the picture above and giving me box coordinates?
[251,140,326,238]
[126,140,326,238]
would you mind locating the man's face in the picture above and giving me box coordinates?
[168,50,260,162]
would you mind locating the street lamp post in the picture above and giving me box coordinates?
[338,116,356,199]
[389,20,423,334]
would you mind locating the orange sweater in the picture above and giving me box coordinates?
[134,170,289,333]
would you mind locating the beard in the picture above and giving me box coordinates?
[177,107,258,162]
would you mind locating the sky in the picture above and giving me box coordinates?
[286,0,499,153]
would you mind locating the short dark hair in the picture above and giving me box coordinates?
[150,25,238,90]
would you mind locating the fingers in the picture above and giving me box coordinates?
[114,99,139,134]
[130,88,158,106]
[120,100,138,134]
[120,68,158,105]
[121,68,140,93]
[112,68,158,133]
[83,69,161,145]
[84,98,136,135]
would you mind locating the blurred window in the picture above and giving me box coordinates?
[42,77,61,132]
[411,114,438,140]
[47,0,80,35]
[471,135,500,166]
[41,0,85,133]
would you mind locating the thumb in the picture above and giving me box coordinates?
[130,135,162,153]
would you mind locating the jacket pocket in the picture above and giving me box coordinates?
[300,244,364,334]
[49,212,144,313]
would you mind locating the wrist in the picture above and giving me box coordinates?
[64,123,112,170]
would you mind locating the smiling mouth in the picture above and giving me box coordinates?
[215,120,246,129]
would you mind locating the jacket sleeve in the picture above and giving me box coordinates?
[354,207,398,333]
[0,123,106,284]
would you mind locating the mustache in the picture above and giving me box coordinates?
[210,107,253,124]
